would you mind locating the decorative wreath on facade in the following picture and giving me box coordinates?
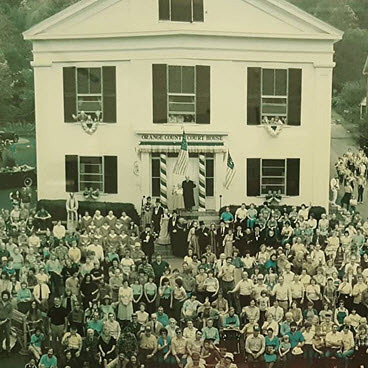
[72,111,101,135]
[262,117,285,137]
[83,188,100,200]
[266,191,282,205]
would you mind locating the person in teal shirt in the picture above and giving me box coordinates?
[157,306,169,327]
[220,207,234,226]
[87,312,104,336]
[16,281,32,314]
[286,322,305,349]
[39,348,58,368]
[202,319,220,344]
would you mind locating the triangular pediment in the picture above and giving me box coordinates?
[24,0,343,41]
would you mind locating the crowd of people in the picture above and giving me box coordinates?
[1,192,368,368]
[332,147,368,210]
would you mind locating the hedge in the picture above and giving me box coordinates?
[219,205,326,221]
[37,200,139,224]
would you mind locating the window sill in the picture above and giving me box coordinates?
[65,122,116,125]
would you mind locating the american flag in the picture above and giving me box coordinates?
[224,151,236,189]
[173,131,189,175]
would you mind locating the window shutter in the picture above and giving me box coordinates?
[65,155,78,192]
[247,159,260,196]
[288,69,302,126]
[193,0,204,22]
[196,65,210,124]
[159,0,170,20]
[286,158,300,196]
[247,67,261,125]
[104,156,118,194]
[63,67,76,123]
[152,64,168,124]
[102,66,117,123]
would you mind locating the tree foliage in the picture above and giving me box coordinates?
[0,0,367,124]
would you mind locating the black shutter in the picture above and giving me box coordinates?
[247,67,261,125]
[65,155,78,192]
[288,69,302,126]
[286,158,300,196]
[152,64,168,124]
[104,156,118,194]
[63,67,76,123]
[102,66,117,123]
[193,0,204,22]
[247,159,260,196]
[196,65,210,124]
[159,0,170,20]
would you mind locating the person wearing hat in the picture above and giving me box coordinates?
[140,225,155,263]
[152,199,163,235]
[245,325,265,368]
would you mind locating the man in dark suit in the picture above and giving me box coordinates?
[182,176,196,210]
[216,221,228,256]
[140,225,155,262]
[197,221,210,256]
[151,199,163,235]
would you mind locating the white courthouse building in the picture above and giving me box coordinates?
[24,0,342,212]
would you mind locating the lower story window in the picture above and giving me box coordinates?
[79,156,104,192]
[261,159,286,195]
[206,154,214,196]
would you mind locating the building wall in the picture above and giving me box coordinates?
[32,34,334,210]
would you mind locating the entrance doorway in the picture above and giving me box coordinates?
[167,156,199,211]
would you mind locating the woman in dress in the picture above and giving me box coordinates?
[172,184,185,212]
[157,208,171,246]
[223,229,235,258]
[187,221,200,256]
[66,192,79,232]
[157,327,174,367]
[174,218,189,258]
[144,275,158,315]
[98,326,117,366]
[142,197,153,229]
[131,278,143,312]
[116,279,133,327]
[80,274,99,310]
[159,277,172,314]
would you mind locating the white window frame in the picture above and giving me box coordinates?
[167,65,196,124]
[261,68,288,124]
[261,159,286,195]
[76,67,103,121]
[78,156,104,193]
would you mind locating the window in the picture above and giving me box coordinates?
[63,66,116,123]
[247,67,302,126]
[79,156,104,192]
[159,0,204,22]
[261,159,286,195]
[247,158,300,197]
[261,69,288,123]
[152,154,161,197]
[205,154,214,196]
[168,66,196,123]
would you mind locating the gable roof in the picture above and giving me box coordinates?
[23,0,343,41]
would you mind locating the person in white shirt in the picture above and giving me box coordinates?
[272,276,291,313]
[267,300,284,324]
[53,221,66,240]
[330,176,340,206]
[87,242,104,262]
[325,324,342,358]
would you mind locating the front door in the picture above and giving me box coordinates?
[167,156,199,211]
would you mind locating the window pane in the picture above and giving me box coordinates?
[152,178,160,197]
[80,174,103,182]
[182,66,195,93]
[262,167,285,176]
[169,95,194,103]
[80,157,102,165]
[81,165,102,174]
[169,66,182,93]
[90,68,102,94]
[169,103,195,112]
[275,69,287,96]
[77,96,102,114]
[206,178,214,196]
[263,159,285,167]
[171,0,192,22]
[262,177,285,185]
[77,68,89,94]
[206,159,214,177]
[262,69,274,96]
[152,159,160,177]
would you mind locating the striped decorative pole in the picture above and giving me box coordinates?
[160,153,168,208]
[199,153,206,211]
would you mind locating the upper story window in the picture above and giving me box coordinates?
[159,0,204,22]
[247,67,302,126]
[153,64,210,124]
[168,66,196,123]
[63,66,116,123]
